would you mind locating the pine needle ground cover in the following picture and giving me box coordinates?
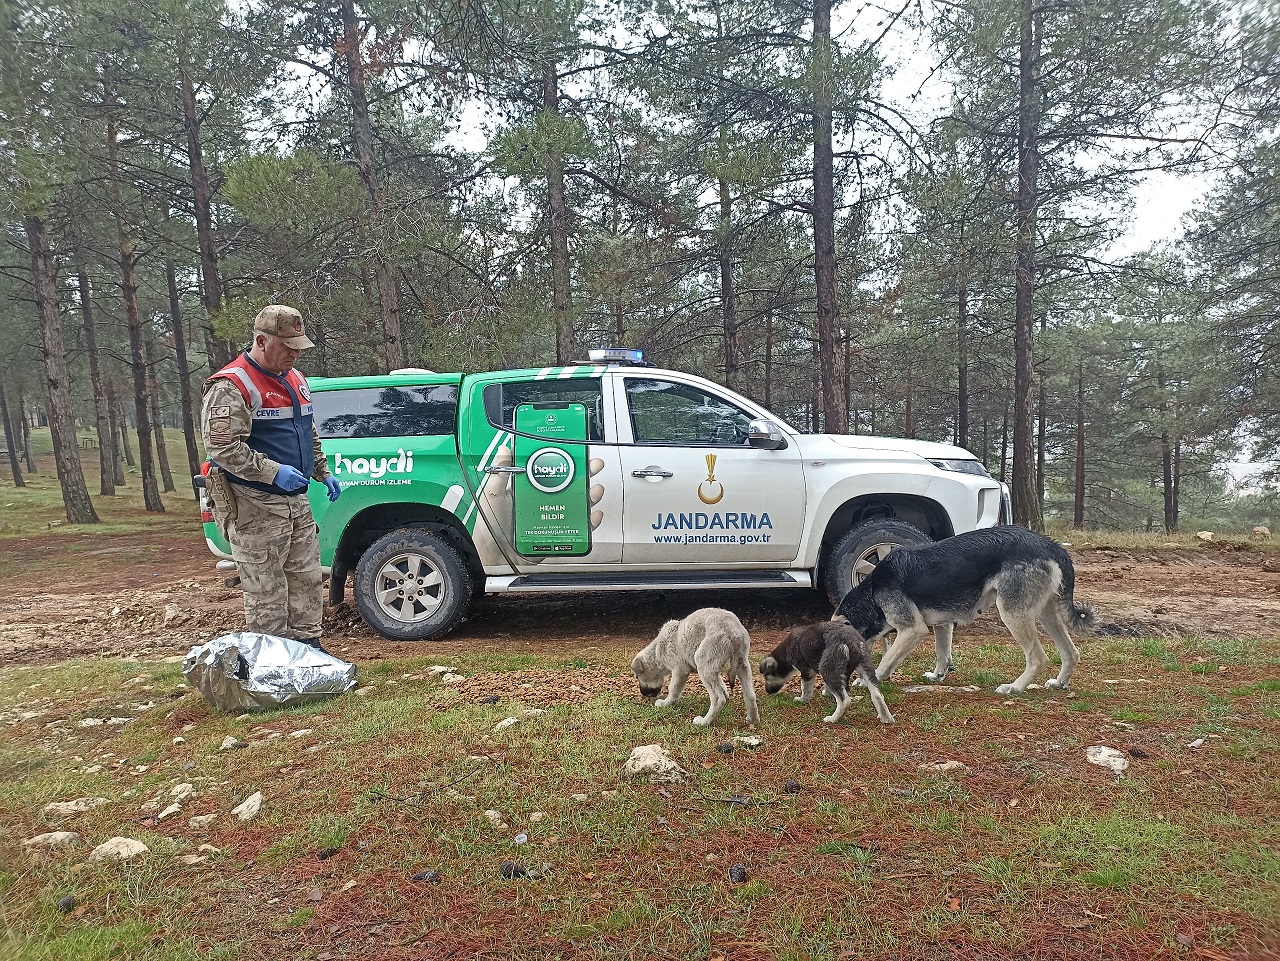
[1,633,1277,961]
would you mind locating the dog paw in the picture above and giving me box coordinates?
[653,698,671,708]
[994,683,1023,696]
[879,713,896,724]
[692,715,713,727]
[793,695,810,704]
[922,671,945,682]
[1045,679,1066,690]
[822,714,840,723]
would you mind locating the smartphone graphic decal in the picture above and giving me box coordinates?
[513,402,591,556]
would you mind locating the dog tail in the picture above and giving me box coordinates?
[1058,553,1097,632]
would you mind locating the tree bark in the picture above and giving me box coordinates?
[1074,362,1085,527]
[543,62,574,365]
[0,382,26,487]
[812,0,840,431]
[78,269,118,496]
[23,215,99,523]
[166,261,201,479]
[1037,370,1046,503]
[145,331,176,493]
[1011,0,1043,530]
[339,0,404,371]
[106,100,164,512]
[957,280,969,449]
[116,394,135,467]
[19,394,35,472]
[764,308,774,409]
[718,172,739,389]
[180,64,233,370]
[106,378,129,480]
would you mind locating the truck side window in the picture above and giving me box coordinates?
[625,379,753,446]
[482,380,605,442]
[314,385,459,439]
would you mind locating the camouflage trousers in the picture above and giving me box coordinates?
[227,486,324,640]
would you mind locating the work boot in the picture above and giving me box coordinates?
[296,637,329,655]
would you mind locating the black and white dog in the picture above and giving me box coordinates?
[833,526,1096,695]
[759,621,895,724]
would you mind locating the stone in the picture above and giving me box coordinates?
[155,803,183,822]
[528,812,546,823]
[57,895,77,913]
[1196,530,1215,541]
[918,759,970,774]
[782,779,801,795]
[42,797,109,818]
[172,737,186,746]
[231,792,262,821]
[219,736,246,751]
[163,604,188,627]
[23,832,82,851]
[732,735,764,749]
[170,783,195,804]
[412,869,441,883]
[1085,746,1129,774]
[493,717,520,732]
[728,864,749,883]
[571,793,589,802]
[189,814,217,829]
[623,744,688,784]
[901,685,981,694]
[441,673,465,684]
[178,854,208,866]
[88,837,150,863]
[1251,526,1271,541]
[500,861,528,880]
[288,729,314,738]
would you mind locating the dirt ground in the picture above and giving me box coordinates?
[3,531,1280,669]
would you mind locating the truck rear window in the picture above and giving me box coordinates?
[313,385,459,438]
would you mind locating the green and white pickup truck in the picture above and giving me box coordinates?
[198,348,1010,641]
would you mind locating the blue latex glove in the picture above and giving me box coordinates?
[323,476,342,502]
[274,464,309,492]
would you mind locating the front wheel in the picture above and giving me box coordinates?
[354,529,472,641]
[824,519,930,606]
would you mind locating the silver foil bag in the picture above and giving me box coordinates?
[183,633,358,712]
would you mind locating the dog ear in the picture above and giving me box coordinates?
[759,656,776,674]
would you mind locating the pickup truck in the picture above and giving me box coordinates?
[198,348,1010,641]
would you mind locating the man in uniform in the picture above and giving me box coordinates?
[201,305,341,650]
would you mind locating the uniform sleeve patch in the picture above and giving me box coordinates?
[209,417,232,445]
[210,406,231,418]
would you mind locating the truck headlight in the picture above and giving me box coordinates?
[928,458,991,478]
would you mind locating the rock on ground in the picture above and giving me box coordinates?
[623,744,688,784]
[23,831,82,851]
[88,837,150,862]
[42,797,110,817]
[231,792,262,821]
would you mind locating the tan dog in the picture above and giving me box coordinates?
[631,608,760,726]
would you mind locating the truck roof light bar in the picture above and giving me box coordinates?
[587,347,652,367]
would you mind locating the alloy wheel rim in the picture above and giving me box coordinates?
[374,551,445,623]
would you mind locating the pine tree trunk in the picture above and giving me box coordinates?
[764,309,774,409]
[543,62,574,365]
[78,268,118,496]
[957,280,969,449]
[1074,362,1085,528]
[0,382,26,487]
[23,215,99,523]
[116,395,135,468]
[812,0,839,431]
[180,65,234,370]
[1000,401,1010,484]
[106,378,128,482]
[718,172,739,389]
[1011,0,1043,530]
[166,262,201,479]
[339,0,404,371]
[1037,371,1046,503]
[904,384,915,439]
[107,100,163,512]
[19,395,36,472]
[145,332,176,493]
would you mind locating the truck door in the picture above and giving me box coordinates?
[616,375,806,565]
[456,369,624,571]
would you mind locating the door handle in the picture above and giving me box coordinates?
[631,467,673,478]
[482,465,523,475]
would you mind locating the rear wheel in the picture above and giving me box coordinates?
[354,529,471,641]
[824,519,930,606]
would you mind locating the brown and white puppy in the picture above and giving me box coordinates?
[631,607,760,726]
[759,621,894,724]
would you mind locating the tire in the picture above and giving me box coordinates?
[824,519,931,606]
[353,529,472,641]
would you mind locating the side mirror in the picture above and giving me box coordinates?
[748,419,788,450]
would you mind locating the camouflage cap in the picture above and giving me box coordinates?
[253,305,315,349]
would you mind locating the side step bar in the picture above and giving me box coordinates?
[485,570,812,593]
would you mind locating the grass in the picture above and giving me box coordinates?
[2,630,1278,961]
[0,429,196,542]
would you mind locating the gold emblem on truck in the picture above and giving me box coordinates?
[698,453,724,505]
